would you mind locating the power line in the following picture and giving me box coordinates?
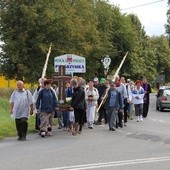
[121,0,165,11]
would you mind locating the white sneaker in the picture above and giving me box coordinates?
[41,132,46,138]
[137,116,140,122]
[140,115,143,122]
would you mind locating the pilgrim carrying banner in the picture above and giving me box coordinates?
[54,54,86,75]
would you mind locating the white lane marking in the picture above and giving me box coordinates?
[149,118,165,123]
[40,156,170,170]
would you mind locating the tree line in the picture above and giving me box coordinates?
[1,0,170,85]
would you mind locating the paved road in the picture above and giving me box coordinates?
[0,94,170,170]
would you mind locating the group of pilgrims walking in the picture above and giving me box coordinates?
[9,76,151,140]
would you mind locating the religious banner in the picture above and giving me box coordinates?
[54,54,86,75]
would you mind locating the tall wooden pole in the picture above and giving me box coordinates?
[112,51,128,81]
[41,43,52,78]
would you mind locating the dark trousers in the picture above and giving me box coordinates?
[117,111,123,127]
[143,103,149,117]
[74,109,85,132]
[15,117,28,138]
[97,106,107,123]
[82,110,87,125]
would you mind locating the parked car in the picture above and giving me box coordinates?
[156,86,170,111]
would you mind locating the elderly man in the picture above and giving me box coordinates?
[10,80,34,141]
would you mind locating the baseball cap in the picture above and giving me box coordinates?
[93,77,98,82]
[100,78,106,84]
[127,79,131,83]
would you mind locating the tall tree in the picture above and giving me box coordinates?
[149,35,170,82]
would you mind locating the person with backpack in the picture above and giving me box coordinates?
[10,80,34,141]
[36,79,59,138]
[85,80,99,129]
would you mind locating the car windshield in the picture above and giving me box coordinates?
[163,90,170,96]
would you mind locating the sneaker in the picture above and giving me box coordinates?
[41,132,46,138]
[110,128,116,131]
[137,116,140,122]
[17,137,22,141]
[78,130,82,134]
[72,131,77,136]
[47,131,52,136]
[140,115,143,122]
[119,124,123,128]
[95,122,101,125]
[22,137,26,141]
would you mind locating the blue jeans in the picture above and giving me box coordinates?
[62,111,69,128]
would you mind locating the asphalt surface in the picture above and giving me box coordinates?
[0,94,170,170]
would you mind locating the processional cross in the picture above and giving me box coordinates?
[52,66,71,103]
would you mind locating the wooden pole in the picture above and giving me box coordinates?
[112,51,128,81]
[41,43,52,78]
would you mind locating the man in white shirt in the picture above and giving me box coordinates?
[10,80,34,141]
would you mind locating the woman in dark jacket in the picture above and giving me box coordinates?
[70,79,86,135]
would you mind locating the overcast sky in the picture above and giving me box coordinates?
[109,0,168,36]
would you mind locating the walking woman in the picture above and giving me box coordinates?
[70,79,86,135]
[85,80,99,129]
[131,80,145,122]
[36,80,58,137]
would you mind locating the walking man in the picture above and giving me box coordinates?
[142,77,152,118]
[115,76,125,128]
[96,78,108,125]
[104,81,123,131]
[10,80,34,141]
